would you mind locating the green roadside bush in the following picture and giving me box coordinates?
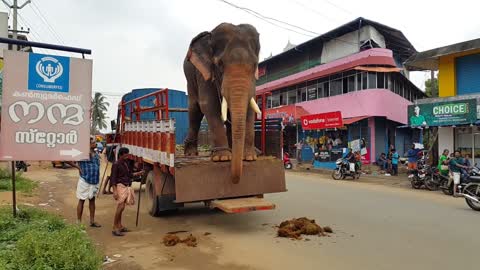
[0,168,38,194]
[0,207,102,270]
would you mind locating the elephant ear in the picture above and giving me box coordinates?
[186,31,213,81]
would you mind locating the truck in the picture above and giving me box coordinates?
[111,88,286,216]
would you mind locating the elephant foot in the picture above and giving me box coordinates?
[243,148,257,161]
[211,147,232,162]
[184,139,198,156]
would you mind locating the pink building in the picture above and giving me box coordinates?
[256,18,425,167]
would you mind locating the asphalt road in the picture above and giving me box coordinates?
[16,166,480,270]
[149,171,480,270]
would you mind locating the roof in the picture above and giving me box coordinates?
[405,38,480,70]
[260,17,417,66]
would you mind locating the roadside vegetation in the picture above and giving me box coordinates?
[0,206,102,270]
[0,168,38,194]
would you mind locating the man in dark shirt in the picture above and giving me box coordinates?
[110,147,144,236]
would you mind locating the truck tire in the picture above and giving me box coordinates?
[144,170,161,217]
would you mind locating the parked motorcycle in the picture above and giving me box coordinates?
[15,161,30,172]
[408,165,430,189]
[332,158,360,180]
[283,152,293,170]
[424,167,450,193]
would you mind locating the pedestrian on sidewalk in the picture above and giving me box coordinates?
[295,140,304,163]
[110,147,144,236]
[407,144,420,171]
[67,137,102,227]
[391,149,399,176]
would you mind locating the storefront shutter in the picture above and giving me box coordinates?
[456,53,480,95]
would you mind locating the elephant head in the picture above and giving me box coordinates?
[186,23,261,183]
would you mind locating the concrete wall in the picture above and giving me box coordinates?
[375,117,387,157]
[438,127,454,156]
[321,25,386,63]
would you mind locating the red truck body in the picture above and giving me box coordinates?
[115,88,286,216]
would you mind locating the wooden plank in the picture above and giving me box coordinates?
[174,157,286,203]
[210,197,276,213]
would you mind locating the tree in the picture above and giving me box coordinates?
[425,77,438,97]
[91,92,109,134]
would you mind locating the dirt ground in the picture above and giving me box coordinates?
[1,161,260,270]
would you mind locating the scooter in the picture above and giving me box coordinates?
[283,152,293,169]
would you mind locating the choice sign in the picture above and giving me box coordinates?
[301,111,343,130]
[0,51,92,161]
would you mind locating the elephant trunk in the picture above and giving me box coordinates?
[223,65,254,184]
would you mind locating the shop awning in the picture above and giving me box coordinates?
[343,116,369,125]
[353,66,402,72]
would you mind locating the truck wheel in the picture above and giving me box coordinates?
[143,170,160,217]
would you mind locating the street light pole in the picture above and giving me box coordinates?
[2,0,31,51]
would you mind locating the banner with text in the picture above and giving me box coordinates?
[301,111,343,130]
[408,99,477,127]
[0,51,92,161]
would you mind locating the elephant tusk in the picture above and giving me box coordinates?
[250,98,262,116]
[221,97,228,122]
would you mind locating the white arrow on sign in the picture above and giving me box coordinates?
[60,149,83,157]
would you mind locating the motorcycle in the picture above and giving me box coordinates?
[15,161,30,172]
[463,181,480,211]
[283,152,293,170]
[332,158,360,180]
[408,158,431,189]
[424,167,450,193]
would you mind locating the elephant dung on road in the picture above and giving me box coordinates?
[183,23,262,184]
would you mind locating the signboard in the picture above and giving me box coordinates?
[301,111,343,130]
[0,51,92,161]
[408,99,477,127]
[348,138,370,164]
[265,105,309,125]
[307,86,317,100]
[318,150,330,161]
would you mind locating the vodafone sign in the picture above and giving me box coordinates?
[301,111,343,130]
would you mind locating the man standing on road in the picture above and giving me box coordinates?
[295,140,304,163]
[407,144,420,171]
[110,147,144,236]
[67,137,102,227]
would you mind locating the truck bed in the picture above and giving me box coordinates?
[173,156,286,203]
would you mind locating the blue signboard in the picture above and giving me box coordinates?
[28,53,70,93]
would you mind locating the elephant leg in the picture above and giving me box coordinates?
[243,108,257,161]
[184,101,203,156]
[198,91,231,162]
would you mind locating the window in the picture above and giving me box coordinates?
[266,95,272,109]
[362,72,368,89]
[298,84,307,102]
[377,72,385,89]
[348,75,355,92]
[330,78,343,96]
[356,73,362,91]
[318,82,324,98]
[307,81,318,100]
[271,93,280,108]
[343,77,348,94]
[368,72,376,89]
[386,73,392,90]
[287,87,297,105]
[279,89,287,106]
[324,82,329,97]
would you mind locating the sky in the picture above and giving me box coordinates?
[2,0,479,130]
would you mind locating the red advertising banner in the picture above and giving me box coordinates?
[0,51,92,161]
[301,111,343,130]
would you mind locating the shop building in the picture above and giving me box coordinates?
[256,17,425,167]
[405,38,480,162]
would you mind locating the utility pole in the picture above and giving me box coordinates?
[2,0,31,51]
[430,70,436,97]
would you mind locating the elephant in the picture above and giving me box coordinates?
[183,23,262,184]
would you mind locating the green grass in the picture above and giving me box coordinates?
[0,206,102,270]
[0,168,38,194]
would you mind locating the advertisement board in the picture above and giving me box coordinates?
[301,111,343,130]
[408,99,477,127]
[0,51,92,161]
